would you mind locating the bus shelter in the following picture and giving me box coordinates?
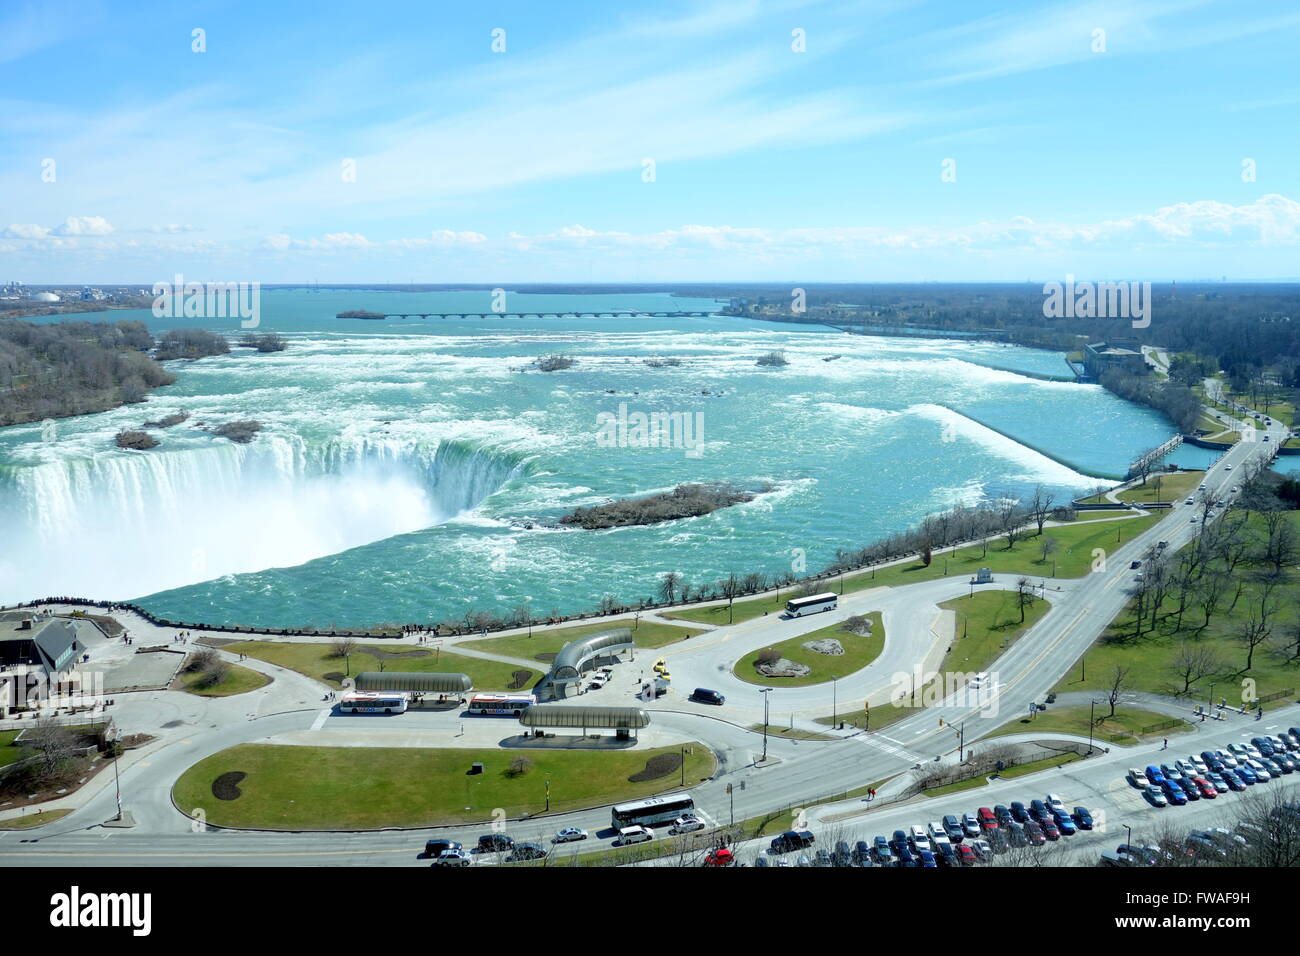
[518,704,650,740]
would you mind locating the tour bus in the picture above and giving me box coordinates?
[784,592,838,618]
[610,793,697,830]
[466,693,536,716]
[337,691,409,714]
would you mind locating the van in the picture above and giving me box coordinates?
[617,825,655,845]
[691,688,726,705]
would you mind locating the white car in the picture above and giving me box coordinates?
[969,839,994,861]
[433,849,472,867]
[616,825,655,845]
[668,816,706,835]
[1045,793,1065,813]
[1246,759,1272,782]
[1188,754,1208,774]
[1184,498,1194,505]
[909,824,931,854]
[1128,768,1150,788]
[553,827,588,843]
[961,812,981,838]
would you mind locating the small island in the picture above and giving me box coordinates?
[336,310,387,320]
[115,429,159,450]
[560,482,764,529]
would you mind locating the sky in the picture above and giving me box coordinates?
[2,0,1299,283]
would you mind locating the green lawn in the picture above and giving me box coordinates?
[172,742,715,830]
[0,808,74,829]
[923,776,989,797]
[997,752,1084,779]
[461,618,703,663]
[988,705,1189,745]
[940,589,1052,677]
[745,724,837,740]
[0,730,23,768]
[1052,512,1300,706]
[734,612,884,688]
[223,641,540,692]
[176,662,271,697]
[1078,470,1203,506]
[1065,510,1141,522]
[665,516,1162,626]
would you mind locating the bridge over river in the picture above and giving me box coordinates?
[336,310,716,320]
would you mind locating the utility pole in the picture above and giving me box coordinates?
[832,675,838,729]
[760,688,773,762]
[1087,699,1096,755]
[112,734,123,820]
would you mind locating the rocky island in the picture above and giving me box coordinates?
[560,482,765,529]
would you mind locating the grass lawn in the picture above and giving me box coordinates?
[172,742,716,830]
[0,808,74,829]
[175,662,271,697]
[940,589,1052,677]
[745,724,837,740]
[1065,510,1142,522]
[997,752,1084,779]
[988,705,1188,745]
[734,612,884,688]
[461,618,704,663]
[665,517,1162,626]
[0,730,23,768]
[224,641,540,692]
[923,776,989,797]
[1078,471,1203,506]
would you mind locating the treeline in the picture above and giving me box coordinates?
[154,328,231,360]
[560,482,759,529]
[1099,368,1202,433]
[0,319,174,426]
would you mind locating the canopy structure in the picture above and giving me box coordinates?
[549,628,634,685]
[518,704,651,732]
[353,672,472,694]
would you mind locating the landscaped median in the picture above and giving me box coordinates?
[663,515,1162,627]
[218,640,540,692]
[987,705,1190,745]
[734,612,883,687]
[461,618,704,664]
[171,742,716,830]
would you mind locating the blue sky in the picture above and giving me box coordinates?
[2,0,1299,282]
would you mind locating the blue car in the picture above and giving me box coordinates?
[1200,751,1225,773]
[1146,765,1167,787]
[1163,780,1188,805]
[1052,810,1077,835]
[1236,764,1258,785]
[1073,806,1095,830]
[917,849,938,868]
[1220,770,1246,791]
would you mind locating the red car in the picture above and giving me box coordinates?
[1191,777,1217,799]
[1023,820,1046,846]
[976,807,999,832]
[704,847,734,866]
[1040,819,1061,841]
[956,843,977,866]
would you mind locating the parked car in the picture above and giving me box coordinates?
[917,849,938,868]
[703,847,735,867]
[873,835,895,866]
[1204,773,1229,794]
[617,825,655,845]
[770,830,815,854]
[1145,765,1167,786]
[1028,799,1050,822]
[992,806,1012,827]
[1010,801,1030,823]
[977,807,999,832]
[424,838,463,858]
[969,839,994,861]
[942,814,964,842]
[1051,811,1077,835]
[1073,806,1094,830]
[956,843,977,866]
[909,824,932,854]
[833,841,854,867]
[1220,770,1246,792]
[1235,764,1258,785]
[854,840,874,866]
[813,849,834,867]
[1145,784,1169,807]
[1191,777,1217,799]
[668,816,706,835]
[477,833,514,852]
[1023,820,1046,846]
[432,848,472,867]
[1246,759,1273,782]
[507,842,548,862]
[1128,768,1150,788]
[552,827,588,843]
[1162,781,1188,806]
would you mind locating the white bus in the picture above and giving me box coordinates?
[611,793,696,829]
[338,691,409,714]
[466,693,536,716]
[784,592,838,617]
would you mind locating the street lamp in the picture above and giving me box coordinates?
[832,675,838,729]
[1123,823,1133,850]
[1087,699,1096,755]
[760,688,773,762]
[111,733,123,820]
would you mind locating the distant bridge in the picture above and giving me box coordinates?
[336,310,715,320]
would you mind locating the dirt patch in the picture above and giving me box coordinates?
[359,645,431,660]
[629,752,683,783]
[119,734,154,750]
[534,652,557,662]
[755,658,811,678]
[507,670,533,690]
[212,771,246,801]
[802,638,845,656]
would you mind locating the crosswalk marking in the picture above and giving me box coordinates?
[309,709,331,731]
[852,733,923,763]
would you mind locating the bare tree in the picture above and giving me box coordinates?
[1171,640,1222,696]
[1105,664,1131,720]
[657,571,682,604]
[1028,484,1055,536]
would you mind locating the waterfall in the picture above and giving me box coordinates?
[0,435,525,604]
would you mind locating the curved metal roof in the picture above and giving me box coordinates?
[550,628,634,682]
[353,672,472,693]
[518,703,651,729]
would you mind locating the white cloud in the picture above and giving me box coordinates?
[51,216,114,236]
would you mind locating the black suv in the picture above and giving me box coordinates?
[691,688,726,705]
[506,842,547,862]
[477,833,515,852]
[424,838,462,858]
[770,830,815,854]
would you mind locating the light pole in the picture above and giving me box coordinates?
[760,688,773,762]
[1087,699,1096,755]
[832,675,838,729]
[111,734,123,820]
[1123,823,1133,850]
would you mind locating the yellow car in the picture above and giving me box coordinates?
[653,659,668,674]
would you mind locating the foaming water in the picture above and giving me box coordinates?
[1,291,1186,626]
